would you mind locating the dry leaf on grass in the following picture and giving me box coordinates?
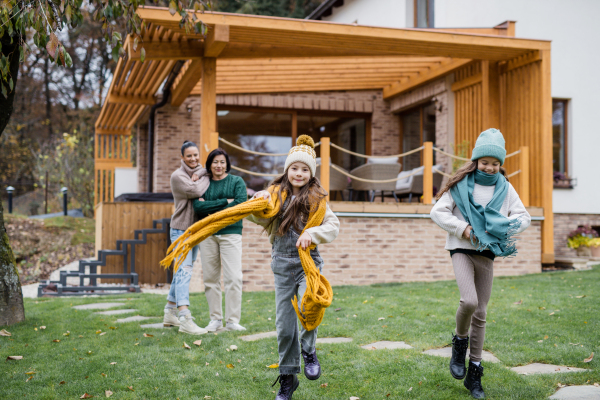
[378,317,385,321]
[183,342,191,349]
[584,352,594,363]
[350,397,360,400]
[334,308,341,311]
[110,362,117,365]
[80,394,93,399]
[26,376,33,382]
[408,387,413,392]
[101,373,106,377]
[143,333,153,338]
[230,345,238,351]
[549,312,555,316]
[6,356,23,360]
[1,329,12,336]
[226,364,235,369]
[267,363,279,368]
[134,343,139,346]
[40,326,46,330]
[59,381,66,385]
[320,383,328,388]
[594,383,599,387]
[128,386,134,391]
[513,300,522,305]
[193,340,202,346]
[25,371,36,375]
[53,339,60,342]
[557,383,566,388]
[100,332,106,336]
[537,340,543,343]
[63,331,70,336]
[109,327,117,330]
[544,335,549,340]
[96,330,102,334]
[204,396,212,399]
[105,390,113,398]
[576,295,586,298]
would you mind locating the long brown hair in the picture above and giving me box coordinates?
[435,160,509,200]
[267,171,327,236]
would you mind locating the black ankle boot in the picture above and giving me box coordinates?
[450,334,469,379]
[464,361,485,399]
[272,374,299,400]
[301,349,321,380]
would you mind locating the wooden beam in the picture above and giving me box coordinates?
[171,59,203,107]
[384,58,472,99]
[128,39,203,61]
[505,50,541,72]
[204,24,229,57]
[481,60,500,129]
[451,72,482,92]
[107,93,156,105]
[539,49,554,263]
[201,57,217,163]
[95,128,131,135]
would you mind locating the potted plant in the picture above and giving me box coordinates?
[567,225,598,257]
[589,238,600,258]
[553,171,576,189]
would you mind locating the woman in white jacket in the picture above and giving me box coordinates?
[430,129,530,399]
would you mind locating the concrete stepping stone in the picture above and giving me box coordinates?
[94,309,138,315]
[239,331,278,341]
[140,323,168,329]
[116,315,156,323]
[423,347,500,363]
[548,385,600,399]
[316,337,353,344]
[511,363,589,375]
[361,341,413,350]
[72,302,126,310]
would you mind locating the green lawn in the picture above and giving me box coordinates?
[1,266,599,399]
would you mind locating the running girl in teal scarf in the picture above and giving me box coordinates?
[430,129,531,399]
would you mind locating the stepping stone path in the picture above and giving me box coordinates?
[94,309,138,315]
[548,385,600,399]
[423,347,500,363]
[316,337,353,344]
[116,315,156,323]
[72,302,126,310]
[361,341,413,350]
[240,331,278,342]
[140,323,167,329]
[511,363,589,375]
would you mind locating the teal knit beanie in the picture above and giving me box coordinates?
[471,128,507,165]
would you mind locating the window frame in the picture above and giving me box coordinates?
[552,98,569,177]
[414,0,435,28]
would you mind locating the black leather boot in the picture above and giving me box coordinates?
[301,349,321,380]
[464,361,485,399]
[272,374,299,400]
[450,334,469,379]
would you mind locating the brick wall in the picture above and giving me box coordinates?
[188,216,542,292]
[554,213,600,257]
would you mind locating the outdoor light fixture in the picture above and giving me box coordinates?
[186,105,193,113]
[60,187,68,216]
[6,186,15,214]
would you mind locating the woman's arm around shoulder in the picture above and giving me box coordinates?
[507,183,531,233]
[305,203,340,245]
[171,168,210,199]
[430,191,470,239]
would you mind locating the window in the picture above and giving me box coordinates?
[217,107,369,192]
[400,102,436,171]
[552,99,568,174]
[415,0,435,28]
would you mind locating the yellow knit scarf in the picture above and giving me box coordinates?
[160,186,333,331]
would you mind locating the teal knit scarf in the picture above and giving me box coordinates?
[450,169,521,257]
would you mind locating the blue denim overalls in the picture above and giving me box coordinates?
[271,204,324,375]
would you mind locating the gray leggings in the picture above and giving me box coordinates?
[452,253,494,363]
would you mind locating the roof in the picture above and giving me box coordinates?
[95,7,549,134]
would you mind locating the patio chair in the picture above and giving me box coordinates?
[316,163,350,201]
[395,164,445,202]
[349,162,402,202]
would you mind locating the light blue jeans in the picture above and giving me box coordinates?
[167,228,199,307]
[272,228,323,375]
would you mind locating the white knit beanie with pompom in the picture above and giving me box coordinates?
[284,135,317,177]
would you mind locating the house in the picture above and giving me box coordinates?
[308,0,600,259]
[89,5,553,293]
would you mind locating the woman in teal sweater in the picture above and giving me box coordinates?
[193,148,248,332]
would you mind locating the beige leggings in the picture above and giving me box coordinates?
[452,253,494,363]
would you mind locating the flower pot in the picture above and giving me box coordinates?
[591,246,600,258]
[576,246,591,257]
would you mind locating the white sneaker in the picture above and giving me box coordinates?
[205,319,223,332]
[226,322,247,331]
[178,314,208,335]
[163,308,180,327]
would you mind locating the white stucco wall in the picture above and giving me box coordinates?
[322,0,408,28]
[320,0,600,214]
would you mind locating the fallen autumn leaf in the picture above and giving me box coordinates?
[230,345,238,351]
[6,356,23,360]
[183,342,191,349]
[267,363,279,368]
[193,340,202,346]
[1,329,12,336]
[105,390,113,398]
[143,333,153,338]
[80,393,93,399]
[226,364,234,369]
[584,352,594,363]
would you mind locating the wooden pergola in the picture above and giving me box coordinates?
[95,7,554,262]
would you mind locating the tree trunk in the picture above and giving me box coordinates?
[0,31,26,326]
